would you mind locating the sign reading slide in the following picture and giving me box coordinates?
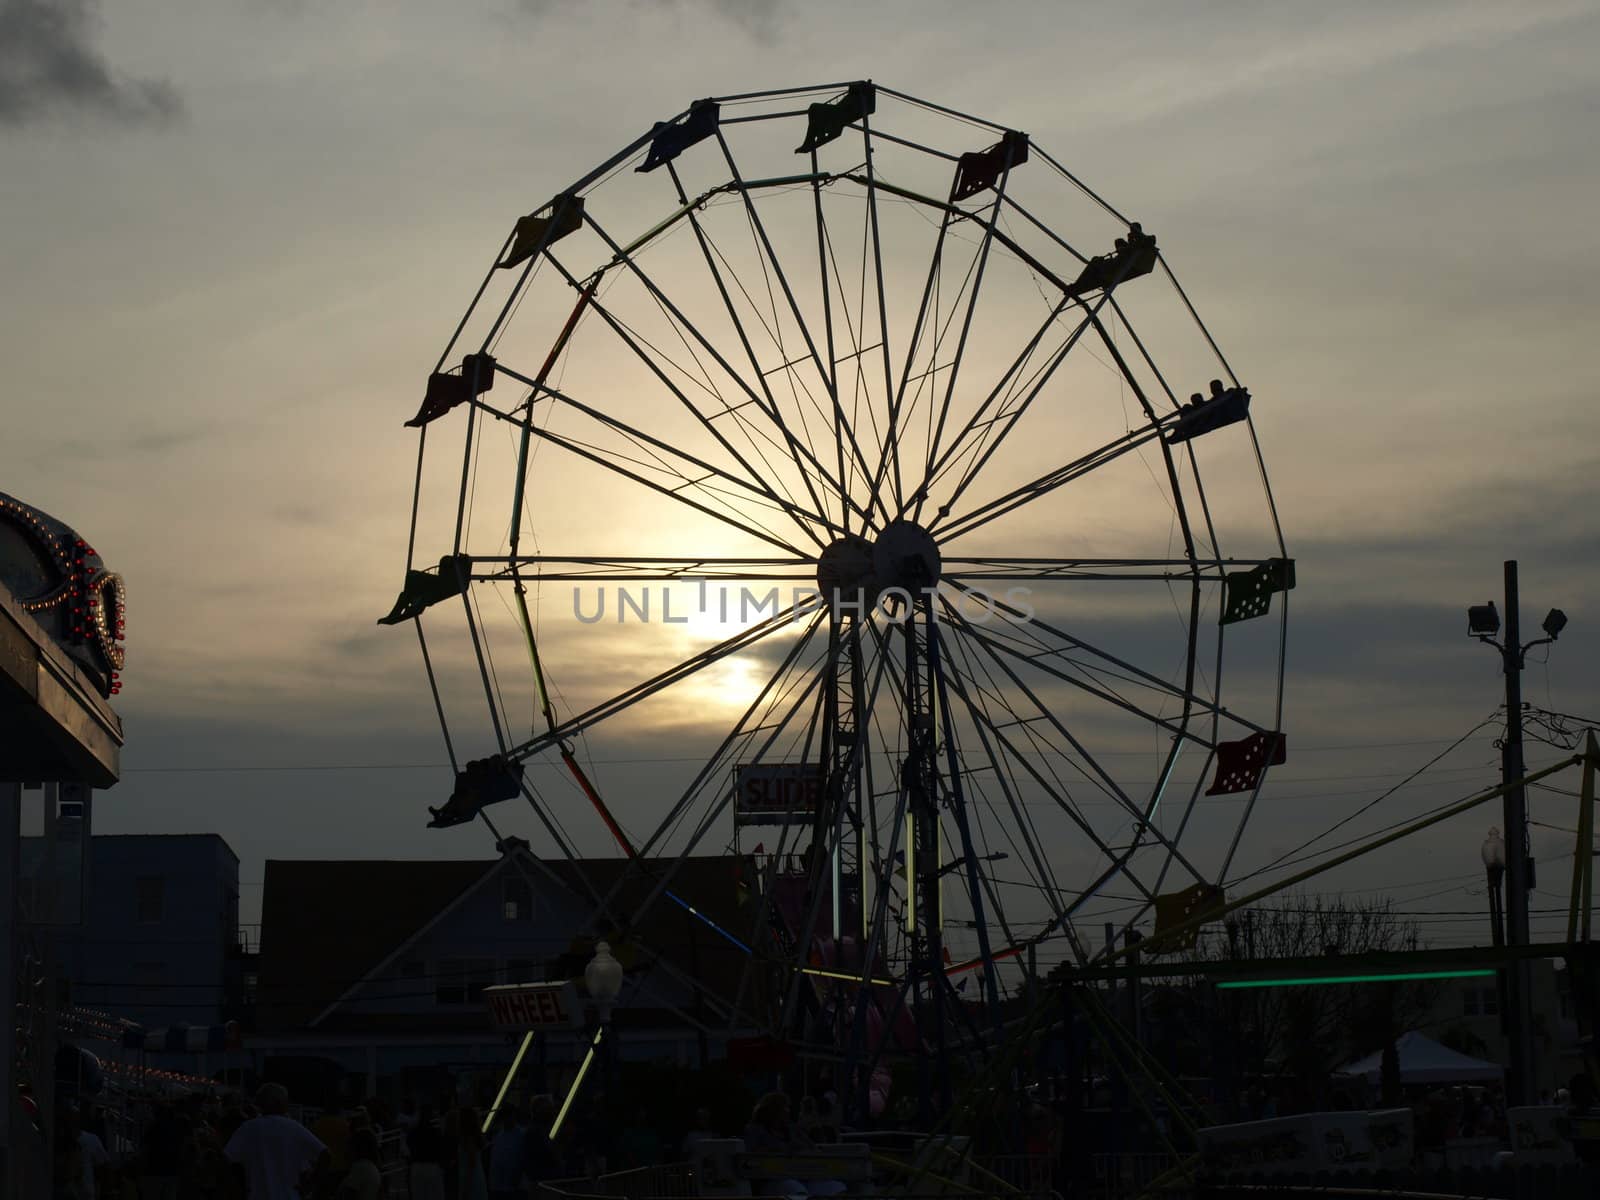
[734,763,823,826]
[483,980,581,1030]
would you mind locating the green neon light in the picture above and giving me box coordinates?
[1217,968,1495,990]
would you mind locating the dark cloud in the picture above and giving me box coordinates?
[39,423,211,461]
[516,0,787,43]
[0,0,182,127]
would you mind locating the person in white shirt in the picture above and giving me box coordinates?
[66,1109,110,1200]
[224,1084,328,1200]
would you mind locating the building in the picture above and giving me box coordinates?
[1430,960,1585,1099]
[57,834,243,1030]
[1,490,126,1200]
[249,847,760,1104]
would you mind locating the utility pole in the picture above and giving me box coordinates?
[1468,560,1568,1106]
[1501,562,1536,1108]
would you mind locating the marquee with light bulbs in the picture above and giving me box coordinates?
[0,490,125,698]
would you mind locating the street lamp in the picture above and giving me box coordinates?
[585,942,624,1162]
[1481,827,1506,949]
[585,941,624,1017]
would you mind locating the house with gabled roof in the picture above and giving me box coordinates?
[248,845,763,1102]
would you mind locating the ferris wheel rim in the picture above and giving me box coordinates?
[397,81,1290,1035]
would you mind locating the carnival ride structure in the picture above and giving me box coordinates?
[381,81,1292,1120]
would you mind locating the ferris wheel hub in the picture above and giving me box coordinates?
[873,520,942,591]
[870,518,940,595]
[816,520,943,603]
[816,534,874,601]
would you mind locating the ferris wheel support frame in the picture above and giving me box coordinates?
[389,81,1295,1127]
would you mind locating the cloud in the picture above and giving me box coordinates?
[515,0,787,43]
[0,0,182,127]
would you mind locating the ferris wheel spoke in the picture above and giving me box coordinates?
[929,624,1026,1024]
[497,599,815,766]
[940,602,1209,888]
[562,221,876,537]
[938,680,1100,976]
[932,420,1167,544]
[858,111,901,525]
[941,578,1252,745]
[468,556,814,583]
[868,610,1077,976]
[836,173,1076,294]
[555,605,832,1033]
[868,201,956,526]
[538,252,835,549]
[810,150,856,532]
[937,557,1242,582]
[713,129,878,525]
[660,161,848,536]
[934,622,1075,947]
[777,616,902,1027]
[921,297,1125,525]
[851,619,931,994]
[910,296,1084,512]
[526,423,811,556]
[535,385,840,543]
[588,607,830,932]
[914,161,1022,526]
[931,633,1158,909]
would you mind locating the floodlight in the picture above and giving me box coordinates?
[1542,608,1568,639]
[1467,602,1500,637]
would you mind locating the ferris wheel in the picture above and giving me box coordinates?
[383,81,1290,1097]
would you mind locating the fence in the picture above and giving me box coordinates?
[378,1127,409,1196]
[538,1164,696,1198]
[1089,1151,1189,1199]
[1196,1164,1600,1200]
[536,1155,1059,1199]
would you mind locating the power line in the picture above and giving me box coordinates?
[116,734,1501,776]
[1227,713,1504,887]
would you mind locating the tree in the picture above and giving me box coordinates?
[1204,893,1436,1112]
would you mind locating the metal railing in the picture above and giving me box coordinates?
[378,1128,409,1196]
[535,1155,1064,1199]
[538,1164,696,1198]
[1089,1151,1190,1199]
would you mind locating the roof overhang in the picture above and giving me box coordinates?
[0,583,122,787]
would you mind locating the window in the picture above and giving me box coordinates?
[1463,985,1498,1017]
[435,958,495,1006]
[135,877,164,924]
[503,877,533,922]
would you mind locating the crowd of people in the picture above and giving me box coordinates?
[52,1083,472,1199]
[48,1080,853,1199]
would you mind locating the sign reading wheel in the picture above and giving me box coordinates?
[734,763,823,826]
[483,980,582,1030]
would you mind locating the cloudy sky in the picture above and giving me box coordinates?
[4,0,1598,962]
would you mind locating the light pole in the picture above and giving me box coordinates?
[584,941,623,1162]
[1467,560,1568,1106]
[1481,827,1506,949]
[1481,826,1513,1062]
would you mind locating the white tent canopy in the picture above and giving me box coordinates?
[1335,1031,1504,1085]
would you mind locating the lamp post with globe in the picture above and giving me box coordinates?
[585,942,624,1156]
[1481,826,1514,1075]
[1482,827,1507,948]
